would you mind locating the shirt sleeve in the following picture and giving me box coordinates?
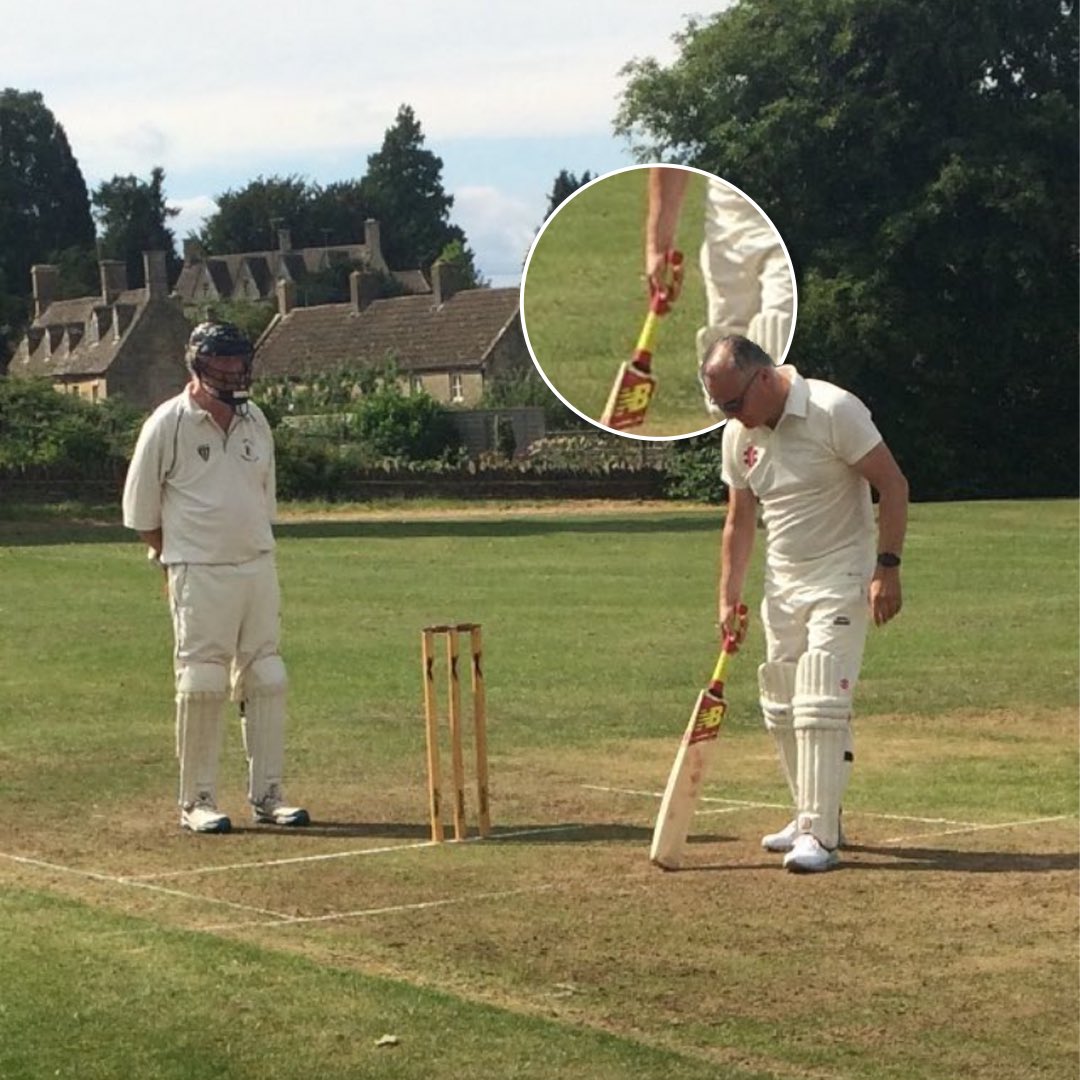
[830,390,883,466]
[121,413,166,532]
[264,420,278,525]
[720,422,749,489]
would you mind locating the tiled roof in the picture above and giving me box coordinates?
[175,244,378,302]
[9,291,150,377]
[255,288,519,377]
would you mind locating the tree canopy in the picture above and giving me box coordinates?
[93,166,181,287]
[360,104,464,269]
[0,88,96,339]
[618,0,1078,498]
[545,169,594,219]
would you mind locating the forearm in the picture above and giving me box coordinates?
[719,508,756,614]
[646,167,691,259]
[875,474,909,556]
[138,528,163,559]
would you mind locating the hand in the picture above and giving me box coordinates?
[645,246,683,305]
[870,569,902,626]
[718,602,749,648]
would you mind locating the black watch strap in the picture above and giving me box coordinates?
[876,552,901,568]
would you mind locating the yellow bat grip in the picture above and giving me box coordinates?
[634,309,661,355]
[708,648,733,685]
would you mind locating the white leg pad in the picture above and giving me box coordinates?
[758,661,798,800]
[175,663,229,809]
[747,310,791,365]
[239,655,288,804]
[793,651,851,849]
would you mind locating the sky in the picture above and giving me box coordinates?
[2,1,705,287]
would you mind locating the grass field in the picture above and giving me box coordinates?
[1,498,1077,1079]
[522,168,715,438]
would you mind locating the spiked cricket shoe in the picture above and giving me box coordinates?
[181,798,231,834]
[782,832,839,873]
[253,786,309,827]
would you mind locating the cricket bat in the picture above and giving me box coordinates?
[650,616,744,870]
[600,250,683,431]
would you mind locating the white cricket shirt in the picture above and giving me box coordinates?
[721,367,882,592]
[122,388,277,565]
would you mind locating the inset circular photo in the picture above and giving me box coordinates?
[521,164,797,439]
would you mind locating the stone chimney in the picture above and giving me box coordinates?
[364,219,387,271]
[143,251,169,301]
[278,228,293,252]
[182,238,204,265]
[276,277,296,315]
[99,260,128,304]
[430,260,465,307]
[349,269,380,313]
[31,264,59,319]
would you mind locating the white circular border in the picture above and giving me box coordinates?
[519,163,798,442]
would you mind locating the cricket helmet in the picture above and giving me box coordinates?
[186,321,254,412]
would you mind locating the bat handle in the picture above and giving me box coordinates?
[650,249,685,315]
[722,603,749,654]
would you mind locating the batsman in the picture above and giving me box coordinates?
[122,322,308,833]
[704,335,908,872]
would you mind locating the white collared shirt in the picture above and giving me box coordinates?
[721,367,882,591]
[122,388,276,565]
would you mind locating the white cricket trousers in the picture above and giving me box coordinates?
[168,552,282,691]
[761,581,870,695]
[701,186,794,339]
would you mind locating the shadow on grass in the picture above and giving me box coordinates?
[229,821,657,843]
[0,507,720,548]
[674,844,1078,874]
[843,843,1079,874]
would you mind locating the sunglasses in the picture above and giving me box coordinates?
[713,367,761,415]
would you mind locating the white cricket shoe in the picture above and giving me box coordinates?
[761,816,846,852]
[782,832,839,873]
[181,797,231,834]
[252,785,310,827]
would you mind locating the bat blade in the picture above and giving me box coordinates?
[600,360,657,430]
[650,649,734,870]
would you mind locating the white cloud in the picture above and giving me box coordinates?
[4,1,686,179]
[170,195,218,247]
[452,186,540,285]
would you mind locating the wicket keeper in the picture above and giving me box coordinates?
[122,322,308,833]
[703,335,908,872]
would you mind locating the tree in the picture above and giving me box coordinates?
[436,238,488,289]
[617,0,1079,498]
[0,89,95,350]
[360,105,465,269]
[92,166,181,287]
[198,175,378,255]
[545,169,594,219]
[198,175,317,254]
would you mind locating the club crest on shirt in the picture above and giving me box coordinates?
[197,444,210,461]
[240,438,259,462]
[743,445,759,468]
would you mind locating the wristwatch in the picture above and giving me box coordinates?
[876,552,902,568]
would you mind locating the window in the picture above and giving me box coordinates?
[410,375,424,395]
[449,372,464,403]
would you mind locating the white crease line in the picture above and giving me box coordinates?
[126,823,587,882]
[583,783,982,829]
[0,850,290,920]
[881,815,1072,845]
[197,883,559,933]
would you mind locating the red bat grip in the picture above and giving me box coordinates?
[650,249,684,315]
